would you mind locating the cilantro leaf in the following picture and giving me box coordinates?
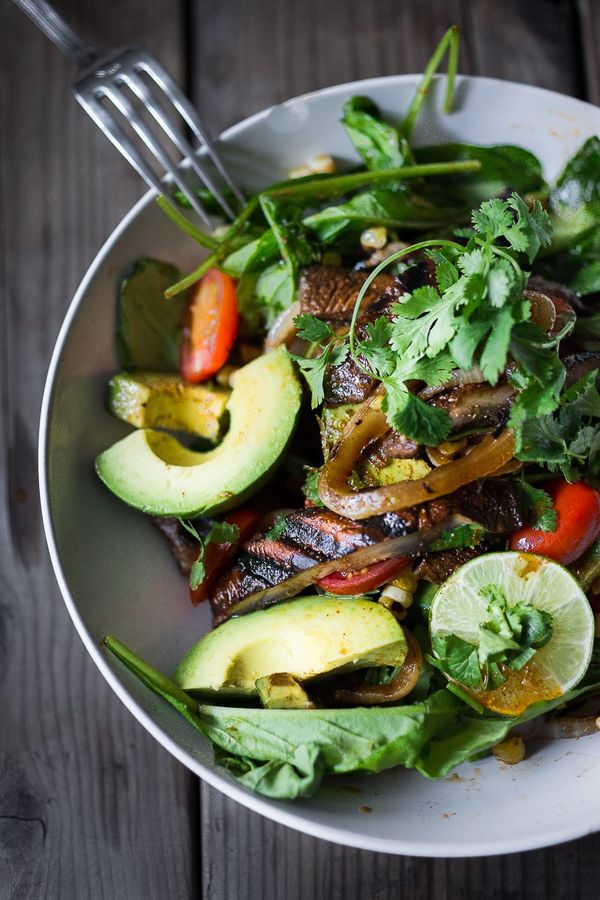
[431,524,486,551]
[382,388,452,446]
[431,584,554,692]
[293,313,335,343]
[356,317,394,377]
[428,635,483,689]
[302,468,325,507]
[291,341,348,409]
[508,193,552,262]
[518,482,558,533]
[185,520,240,590]
[514,369,600,482]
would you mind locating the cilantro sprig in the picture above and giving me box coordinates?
[515,369,600,484]
[292,194,556,448]
[429,583,553,690]
[179,519,240,590]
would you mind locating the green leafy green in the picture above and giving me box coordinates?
[429,585,553,690]
[302,467,325,507]
[117,258,186,371]
[414,143,545,206]
[179,519,240,590]
[104,636,600,798]
[342,96,411,170]
[431,524,486,551]
[514,369,600,483]
[517,482,558,532]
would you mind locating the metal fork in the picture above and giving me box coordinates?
[13,0,244,228]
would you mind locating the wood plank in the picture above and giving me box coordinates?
[464,0,583,96]
[189,2,600,898]
[0,2,197,897]
[578,0,600,104]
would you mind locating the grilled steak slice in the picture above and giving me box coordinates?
[300,265,397,322]
[209,479,526,623]
[151,516,203,575]
[414,545,483,583]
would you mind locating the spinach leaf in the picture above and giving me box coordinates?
[305,186,461,243]
[117,258,186,371]
[198,690,459,798]
[418,661,600,778]
[414,143,545,206]
[550,136,600,249]
[105,636,600,798]
[342,96,411,170]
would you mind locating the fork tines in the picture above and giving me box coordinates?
[75,48,244,228]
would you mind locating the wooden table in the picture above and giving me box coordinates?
[2,1,600,896]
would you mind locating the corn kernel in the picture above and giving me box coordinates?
[360,226,388,251]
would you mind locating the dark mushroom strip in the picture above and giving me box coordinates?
[226,518,462,618]
[426,382,515,434]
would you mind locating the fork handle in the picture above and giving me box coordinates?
[12,0,98,65]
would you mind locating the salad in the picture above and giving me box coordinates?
[98,28,600,799]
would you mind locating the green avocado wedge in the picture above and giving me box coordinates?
[174,595,409,699]
[108,372,230,443]
[95,347,301,517]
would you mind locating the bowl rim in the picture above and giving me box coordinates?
[38,72,600,857]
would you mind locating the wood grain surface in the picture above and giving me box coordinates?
[2,1,600,898]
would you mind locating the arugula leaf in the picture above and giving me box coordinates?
[342,96,411,170]
[180,519,240,590]
[518,482,558,532]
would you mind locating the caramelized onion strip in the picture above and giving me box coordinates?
[324,628,424,705]
[319,418,516,519]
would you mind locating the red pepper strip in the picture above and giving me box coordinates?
[509,480,600,566]
[189,508,261,605]
[318,557,410,595]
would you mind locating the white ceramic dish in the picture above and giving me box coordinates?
[39,74,600,857]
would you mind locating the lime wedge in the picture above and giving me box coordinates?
[429,552,595,715]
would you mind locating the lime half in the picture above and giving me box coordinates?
[430,552,595,715]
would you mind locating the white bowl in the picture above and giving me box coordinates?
[39,74,600,857]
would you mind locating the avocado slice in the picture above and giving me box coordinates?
[117,258,186,370]
[255,673,314,709]
[95,347,301,517]
[174,595,408,699]
[109,372,229,443]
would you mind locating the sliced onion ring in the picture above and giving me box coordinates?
[264,300,301,352]
[322,627,424,705]
[319,408,516,519]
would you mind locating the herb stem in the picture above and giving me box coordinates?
[165,196,260,298]
[402,26,460,140]
[262,159,479,203]
[156,196,219,250]
[348,238,464,359]
[104,635,199,716]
